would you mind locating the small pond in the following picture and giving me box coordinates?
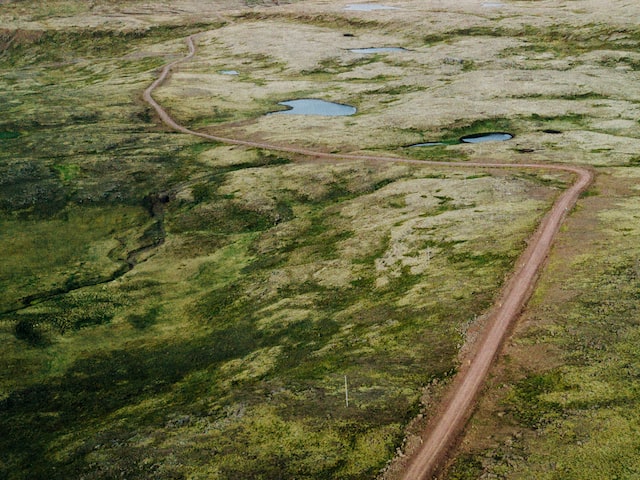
[220,70,239,75]
[408,132,513,147]
[349,47,406,54]
[460,132,513,143]
[344,4,399,11]
[408,142,447,147]
[272,99,357,116]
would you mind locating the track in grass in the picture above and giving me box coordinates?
[144,34,593,480]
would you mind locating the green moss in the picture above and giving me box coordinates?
[53,163,80,181]
[447,454,484,480]
[0,205,150,311]
[0,7,573,479]
[367,84,425,95]
[13,317,52,347]
[505,371,565,428]
[428,23,640,57]
[127,306,162,330]
[1,23,225,68]
[449,118,514,139]
[0,130,21,139]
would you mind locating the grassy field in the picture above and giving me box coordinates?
[2,0,640,479]
[447,167,640,480]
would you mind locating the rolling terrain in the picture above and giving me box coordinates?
[1,1,639,479]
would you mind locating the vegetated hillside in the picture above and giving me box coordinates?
[447,170,640,480]
[0,8,555,479]
[1,0,640,479]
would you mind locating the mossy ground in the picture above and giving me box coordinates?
[2,0,640,479]
[0,139,555,478]
[447,167,640,480]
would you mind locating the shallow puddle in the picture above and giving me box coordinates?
[272,99,356,116]
[344,4,399,11]
[408,142,447,147]
[349,47,406,54]
[408,132,513,147]
[460,132,513,143]
[219,70,239,75]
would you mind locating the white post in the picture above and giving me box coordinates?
[344,375,349,407]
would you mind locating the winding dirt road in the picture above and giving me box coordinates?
[144,35,593,480]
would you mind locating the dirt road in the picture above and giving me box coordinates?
[143,35,593,480]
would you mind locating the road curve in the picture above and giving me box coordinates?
[143,35,593,480]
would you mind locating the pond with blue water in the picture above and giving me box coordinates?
[272,99,357,116]
[408,132,513,148]
[460,132,513,143]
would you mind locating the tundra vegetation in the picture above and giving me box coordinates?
[0,1,639,479]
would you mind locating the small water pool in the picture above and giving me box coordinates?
[408,132,513,147]
[408,142,447,147]
[349,47,406,54]
[460,132,513,143]
[220,70,239,75]
[344,4,399,11]
[272,99,357,116]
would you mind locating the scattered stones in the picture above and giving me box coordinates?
[443,57,465,65]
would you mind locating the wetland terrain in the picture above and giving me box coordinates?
[1,1,640,479]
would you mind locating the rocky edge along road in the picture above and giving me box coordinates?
[144,34,593,480]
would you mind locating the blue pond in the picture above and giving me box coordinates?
[460,132,513,143]
[408,132,513,147]
[344,4,398,11]
[273,99,356,116]
[220,70,239,75]
[349,47,406,54]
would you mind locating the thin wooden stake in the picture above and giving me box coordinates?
[344,375,349,407]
